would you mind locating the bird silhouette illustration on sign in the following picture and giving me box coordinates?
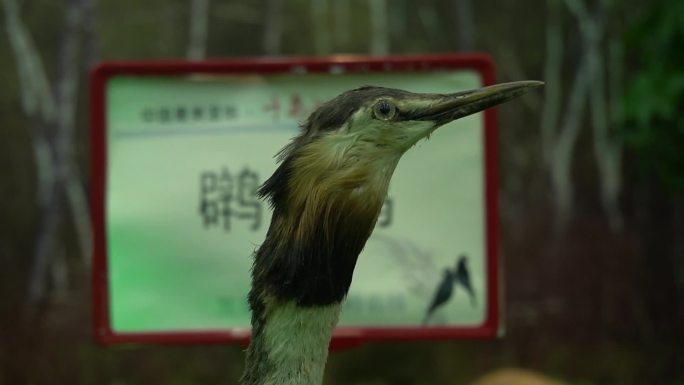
[422,254,476,325]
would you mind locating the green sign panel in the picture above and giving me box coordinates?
[95,58,499,342]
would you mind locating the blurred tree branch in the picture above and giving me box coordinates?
[568,0,624,232]
[333,0,351,48]
[550,55,590,230]
[496,44,542,111]
[369,0,389,55]
[452,0,474,51]
[311,0,331,55]
[541,0,563,168]
[213,3,260,24]
[542,0,584,230]
[2,0,92,306]
[82,0,98,66]
[56,0,93,271]
[187,0,209,60]
[263,0,283,55]
[542,0,624,231]
[417,0,447,50]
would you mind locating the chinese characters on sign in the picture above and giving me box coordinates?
[199,167,262,231]
[198,167,394,232]
[142,105,238,124]
[139,93,328,126]
[261,93,327,122]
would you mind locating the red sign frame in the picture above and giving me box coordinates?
[90,53,501,347]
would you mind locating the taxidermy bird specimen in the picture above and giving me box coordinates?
[239,80,542,385]
[422,254,475,325]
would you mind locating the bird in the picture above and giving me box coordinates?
[454,254,476,307]
[239,80,543,385]
[422,267,455,325]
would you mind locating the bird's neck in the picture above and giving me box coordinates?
[241,200,381,385]
[241,180,389,385]
[241,298,340,385]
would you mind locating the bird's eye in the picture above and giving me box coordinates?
[373,100,396,120]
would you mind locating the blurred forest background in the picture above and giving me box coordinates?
[1,0,683,384]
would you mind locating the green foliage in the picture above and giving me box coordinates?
[620,0,684,189]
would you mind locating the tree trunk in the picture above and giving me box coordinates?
[550,58,589,230]
[417,1,446,50]
[187,0,210,60]
[453,0,474,50]
[369,0,389,55]
[333,0,351,48]
[263,0,283,55]
[3,0,89,305]
[541,0,563,167]
[311,0,331,55]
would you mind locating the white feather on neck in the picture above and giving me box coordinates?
[260,301,341,385]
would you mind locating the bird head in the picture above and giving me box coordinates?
[255,81,542,305]
[306,80,543,154]
[260,81,542,214]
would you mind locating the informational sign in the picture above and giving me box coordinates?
[91,55,501,345]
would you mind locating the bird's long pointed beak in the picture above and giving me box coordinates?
[411,80,544,126]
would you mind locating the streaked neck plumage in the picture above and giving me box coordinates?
[240,144,396,385]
